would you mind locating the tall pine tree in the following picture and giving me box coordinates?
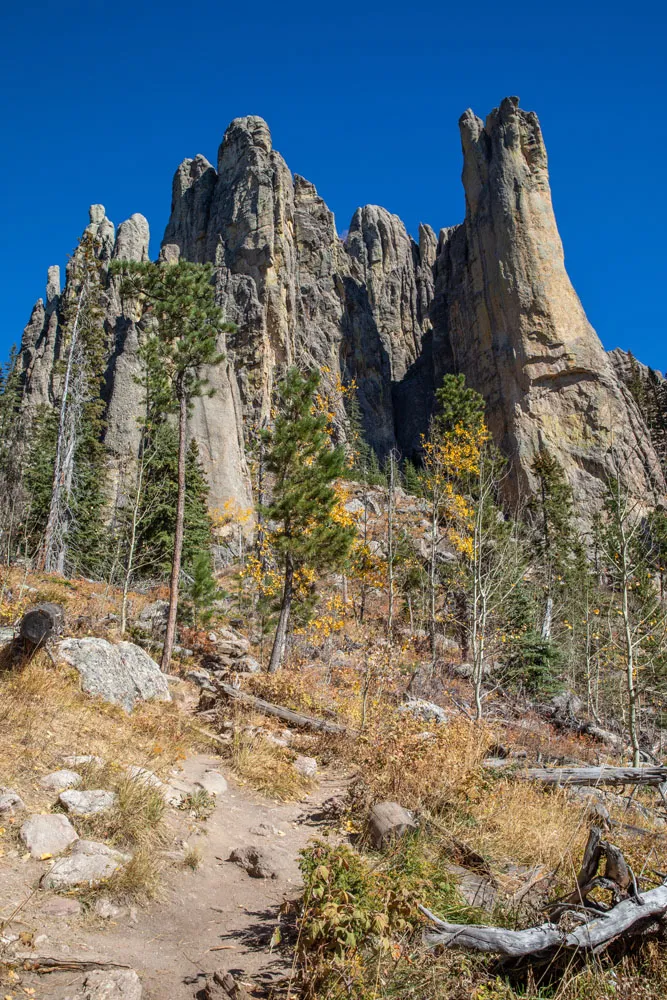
[263,368,356,673]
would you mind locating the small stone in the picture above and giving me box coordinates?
[93,896,124,919]
[293,755,318,778]
[228,846,277,879]
[81,968,142,999]
[194,769,228,796]
[62,754,104,767]
[40,839,131,890]
[39,769,82,792]
[249,823,284,837]
[59,789,117,816]
[0,788,26,815]
[20,813,79,858]
[208,632,218,642]
[40,897,82,918]
[367,801,417,849]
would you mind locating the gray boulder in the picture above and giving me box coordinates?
[39,769,82,791]
[20,813,79,857]
[194,769,228,796]
[57,638,171,712]
[367,801,417,849]
[0,788,26,816]
[399,698,450,724]
[135,600,169,636]
[59,789,118,815]
[80,969,142,999]
[40,839,131,889]
[293,755,318,778]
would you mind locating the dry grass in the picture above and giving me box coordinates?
[228,729,314,801]
[0,653,203,803]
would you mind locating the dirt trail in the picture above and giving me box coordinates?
[2,754,348,999]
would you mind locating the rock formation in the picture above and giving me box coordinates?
[15,98,664,517]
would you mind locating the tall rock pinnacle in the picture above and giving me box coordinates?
[435,96,663,506]
[15,99,664,519]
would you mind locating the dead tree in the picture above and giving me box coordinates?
[421,827,666,959]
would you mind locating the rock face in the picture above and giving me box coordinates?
[57,638,171,712]
[15,99,664,517]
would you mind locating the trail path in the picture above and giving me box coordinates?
[1,753,348,999]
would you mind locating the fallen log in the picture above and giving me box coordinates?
[216,682,348,734]
[519,766,667,788]
[420,882,667,956]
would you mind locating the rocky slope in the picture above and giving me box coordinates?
[16,97,663,514]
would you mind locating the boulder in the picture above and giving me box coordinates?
[59,789,118,815]
[81,969,142,999]
[293,755,318,778]
[236,655,261,673]
[20,813,79,858]
[185,668,217,691]
[367,801,417,849]
[228,846,276,878]
[39,769,82,791]
[57,638,171,712]
[399,698,449,724]
[550,691,583,718]
[135,600,169,636]
[194,769,228,796]
[0,788,26,816]
[40,839,131,889]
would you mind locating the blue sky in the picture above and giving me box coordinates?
[1,0,665,370]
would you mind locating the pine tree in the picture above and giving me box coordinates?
[183,550,219,629]
[112,259,231,671]
[262,368,356,673]
[134,427,213,579]
[435,373,486,439]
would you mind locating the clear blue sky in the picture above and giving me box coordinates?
[1,0,665,370]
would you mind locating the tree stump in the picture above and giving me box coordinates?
[19,603,65,647]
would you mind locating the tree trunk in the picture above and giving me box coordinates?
[268,554,294,673]
[161,391,187,672]
[429,501,438,669]
[387,449,395,640]
[40,285,87,573]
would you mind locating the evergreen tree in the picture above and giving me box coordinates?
[134,428,213,578]
[183,549,219,629]
[528,449,583,639]
[113,259,231,671]
[23,406,59,553]
[262,367,356,673]
[435,373,486,439]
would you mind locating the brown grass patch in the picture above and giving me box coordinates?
[0,652,203,806]
[228,729,314,800]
